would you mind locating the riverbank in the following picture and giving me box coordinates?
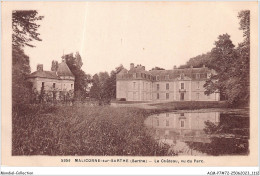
[111,100,229,112]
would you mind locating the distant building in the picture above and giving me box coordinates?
[116,63,220,101]
[27,61,75,101]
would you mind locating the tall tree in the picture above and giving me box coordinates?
[235,10,250,104]
[104,65,124,99]
[63,53,91,100]
[12,10,43,105]
[204,34,238,103]
[12,10,44,48]
[89,72,110,104]
[204,10,250,106]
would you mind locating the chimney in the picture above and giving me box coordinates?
[37,64,43,72]
[173,65,177,70]
[130,63,134,70]
[142,66,145,70]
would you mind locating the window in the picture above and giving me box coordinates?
[133,82,136,89]
[166,83,169,90]
[133,73,137,78]
[157,120,159,126]
[156,75,159,81]
[197,93,200,100]
[157,84,159,91]
[181,83,184,89]
[53,83,55,88]
[166,120,169,127]
[166,113,169,117]
[196,73,200,79]
[133,92,136,100]
[181,120,184,127]
[146,83,148,90]
[166,93,169,99]
[181,74,184,79]
[166,75,169,80]
[180,113,184,116]
[197,81,200,89]
[143,82,144,90]
[42,82,45,88]
[71,84,73,89]
[157,93,159,99]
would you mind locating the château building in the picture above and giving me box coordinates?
[27,60,75,100]
[116,63,220,101]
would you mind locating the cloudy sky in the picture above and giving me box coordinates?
[21,2,251,75]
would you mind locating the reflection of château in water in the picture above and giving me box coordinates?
[144,112,220,144]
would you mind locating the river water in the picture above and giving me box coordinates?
[144,109,249,156]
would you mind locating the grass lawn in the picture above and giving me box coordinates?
[12,104,171,156]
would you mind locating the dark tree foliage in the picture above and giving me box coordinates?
[51,60,59,71]
[89,72,110,105]
[12,46,32,105]
[12,10,43,105]
[179,52,212,69]
[104,65,124,99]
[89,65,124,104]
[204,10,250,106]
[62,52,91,100]
[235,10,250,104]
[12,10,44,48]
[203,34,238,103]
[150,67,165,71]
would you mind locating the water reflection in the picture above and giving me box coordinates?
[145,111,249,156]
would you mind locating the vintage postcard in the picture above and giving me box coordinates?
[1,1,259,169]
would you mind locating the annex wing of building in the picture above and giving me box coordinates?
[116,63,220,101]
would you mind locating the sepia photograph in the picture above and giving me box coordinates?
[1,1,258,170]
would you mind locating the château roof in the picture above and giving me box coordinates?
[57,62,74,77]
[117,64,212,81]
[28,61,74,80]
[28,71,60,80]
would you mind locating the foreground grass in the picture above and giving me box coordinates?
[12,104,170,156]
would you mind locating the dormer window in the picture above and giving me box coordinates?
[156,75,159,81]
[181,74,184,80]
[133,73,137,78]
